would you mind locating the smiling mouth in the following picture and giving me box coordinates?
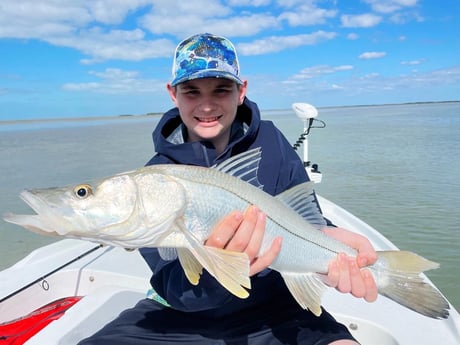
[195,115,222,123]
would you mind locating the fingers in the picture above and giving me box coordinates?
[346,255,366,298]
[205,206,281,276]
[249,237,282,276]
[205,205,265,258]
[225,206,262,255]
[362,268,378,302]
[322,226,378,302]
[205,210,244,248]
[323,227,378,265]
[225,206,282,272]
[327,253,378,303]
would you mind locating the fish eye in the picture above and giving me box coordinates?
[74,184,92,199]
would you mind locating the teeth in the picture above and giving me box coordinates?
[196,116,220,122]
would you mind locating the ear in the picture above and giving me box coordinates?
[238,80,248,105]
[166,83,178,106]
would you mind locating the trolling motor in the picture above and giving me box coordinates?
[292,103,325,183]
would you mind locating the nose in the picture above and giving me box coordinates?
[197,95,217,113]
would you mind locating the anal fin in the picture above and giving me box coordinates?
[178,248,203,285]
[281,272,326,316]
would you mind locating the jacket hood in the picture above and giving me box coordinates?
[150,97,261,166]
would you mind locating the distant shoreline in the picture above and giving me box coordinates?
[2,100,459,124]
[319,100,460,110]
[0,113,163,126]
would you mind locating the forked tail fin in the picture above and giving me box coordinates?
[372,251,450,319]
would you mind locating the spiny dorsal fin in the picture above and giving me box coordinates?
[213,148,263,189]
[275,182,326,228]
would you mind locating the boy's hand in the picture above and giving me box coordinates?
[205,206,282,276]
[323,227,378,302]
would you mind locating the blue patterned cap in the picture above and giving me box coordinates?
[171,33,243,86]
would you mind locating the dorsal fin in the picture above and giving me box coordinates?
[213,148,263,189]
[275,182,326,228]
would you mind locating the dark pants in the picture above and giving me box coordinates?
[78,298,356,345]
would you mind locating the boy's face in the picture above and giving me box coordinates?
[167,78,247,154]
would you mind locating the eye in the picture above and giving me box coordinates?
[74,184,92,199]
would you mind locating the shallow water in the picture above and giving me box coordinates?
[1,102,459,310]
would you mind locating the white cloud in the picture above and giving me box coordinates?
[63,68,164,94]
[341,13,382,28]
[280,64,357,96]
[331,84,344,90]
[89,68,140,80]
[227,0,271,6]
[237,31,337,55]
[278,4,337,26]
[0,0,153,37]
[360,0,423,25]
[0,0,434,73]
[0,1,89,38]
[412,66,460,86]
[381,66,460,91]
[281,65,460,98]
[85,0,153,24]
[363,0,418,14]
[51,28,176,63]
[0,0,343,62]
[0,0,176,62]
[389,11,424,24]
[347,33,359,40]
[142,12,279,39]
[290,64,354,80]
[401,60,423,65]
[359,51,387,59]
[139,0,233,37]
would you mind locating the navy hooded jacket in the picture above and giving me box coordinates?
[140,97,321,316]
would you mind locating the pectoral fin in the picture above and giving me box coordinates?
[179,226,251,298]
[201,246,251,297]
[180,245,251,298]
[281,272,327,316]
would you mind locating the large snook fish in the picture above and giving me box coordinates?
[4,148,450,319]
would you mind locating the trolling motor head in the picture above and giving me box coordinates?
[292,102,323,183]
[292,103,318,122]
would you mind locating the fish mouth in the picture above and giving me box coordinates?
[18,190,45,215]
[3,190,63,236]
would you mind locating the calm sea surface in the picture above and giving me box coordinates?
[1,102,459,310]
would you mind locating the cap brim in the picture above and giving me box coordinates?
[171,70,243,86]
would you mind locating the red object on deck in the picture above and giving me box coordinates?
[0,296,82,344]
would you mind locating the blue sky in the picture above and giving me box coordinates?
[1,0,459,120]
